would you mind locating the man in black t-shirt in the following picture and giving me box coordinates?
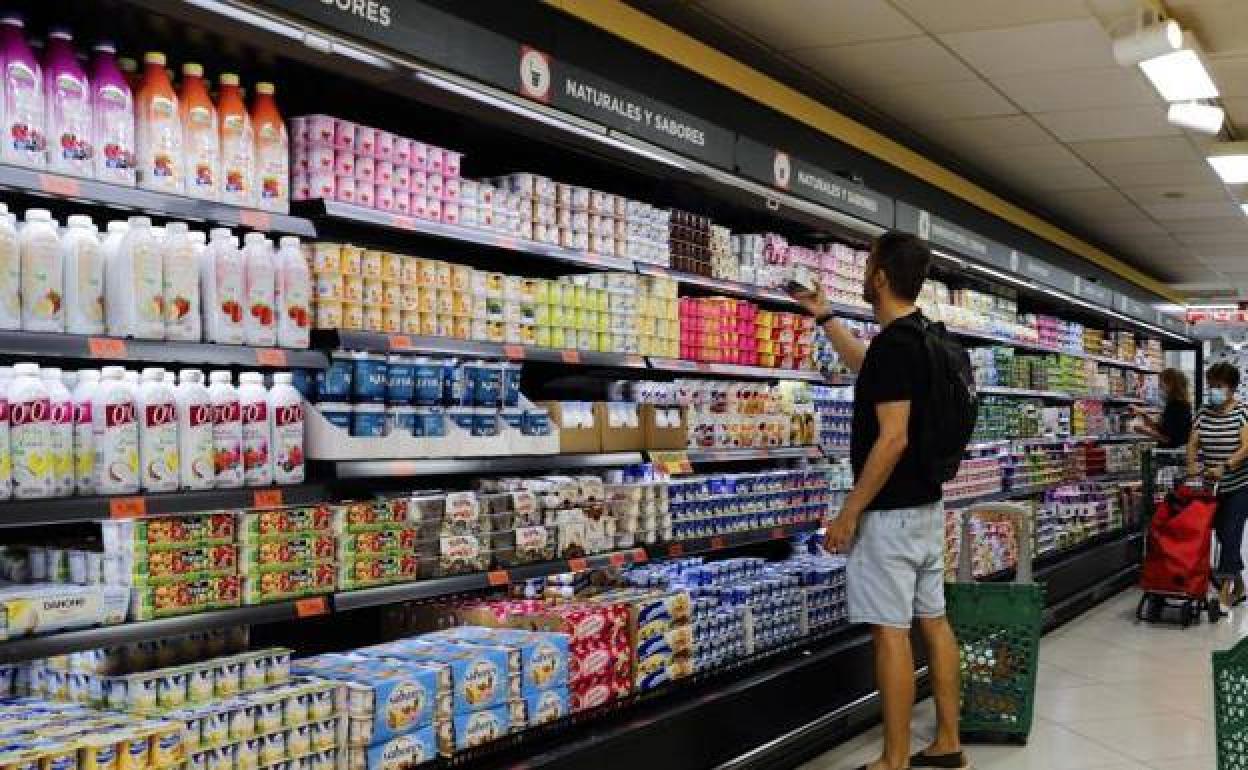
[793,233,967,770]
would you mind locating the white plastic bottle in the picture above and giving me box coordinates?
[208,370,242,488]
[40,367,73,496]
[9,362,51,499]
[19,209,63,332]
[91,365,138,494]
[0,366,13,500]
[238,371,271,486]
[275,236,310,349]
[175,369,214,490]
[202,228,244,344]
[117,216,163,339]
[269,372,304,484]
[162,222,201,341]
[101,220,127,336]
[0,204,20,330]
[71,368,99,494]
[136,367,177,492]
[242,233,275,346]
[62,215,105,335]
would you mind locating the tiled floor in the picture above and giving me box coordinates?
[799,588,1245,769]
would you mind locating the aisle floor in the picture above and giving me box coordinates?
[799,588,1241,769]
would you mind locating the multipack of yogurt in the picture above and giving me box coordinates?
[355,640,511,714]
[346,724,436,770]
[419,627,569,693]
[0,582,129,641]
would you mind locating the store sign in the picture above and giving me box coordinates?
[735,137,893,227]
[1074,278,1113,307]
[894,203,1012,270]
[1116,294,1151,320]
[1018,254,1077,294]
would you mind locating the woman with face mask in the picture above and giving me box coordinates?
[1188,361,1248,608]
[1131,368,1192,449]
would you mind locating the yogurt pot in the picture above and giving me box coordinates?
[385,355,416,405]
[411,357,442,406]
[471,407,498,437]
[388,406,419,437]
[466,361,502,408]
[316,403,352,432]
[413,408,445,438]
[440,358,466,406]
[523,409,552,436]
[315,353,353,402]
[242,655,267,691]
[499,362,521,407]
[350,352,388,403]
[351,403,387,437]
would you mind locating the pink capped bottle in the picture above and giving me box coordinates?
[89,42,135,185]
[0,15,46,167]
[43,27,92,177]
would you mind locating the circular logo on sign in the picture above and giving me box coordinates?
[773,151,791,189]
[520,47,551,102]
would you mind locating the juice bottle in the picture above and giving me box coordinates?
[0,15,46,168]
[72,368,98,494]
[40,366,73,496]
[179,62,218,200]
[251,82,287,213]
[242,232,276,346]
[118,216,164,339]
[135,52,181,193]
[269,372,304,484]
[162,221,201,341]
[92,365,138,494]
[19,208,63,333]
[90,42,135,186]
[239,371,271,485]
[217,73,253,207]
[62,214,105,335]
[0,203,20,329]
[136,367,178,492]
[175,369,214,490]
[208,370,242,487]
[10,362,51,498]
[202,228,244,344]
[275,236,310,349]
[44,28,92,177]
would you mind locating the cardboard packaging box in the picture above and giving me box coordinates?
[538,401,601,453]
[641,404,687,450]
[595,402,645,452]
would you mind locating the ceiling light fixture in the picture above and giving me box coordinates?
[1207,142,1248,185]
[1168,102,1224,134]
[1112,18,1183,66]
[1139,46,1219,101]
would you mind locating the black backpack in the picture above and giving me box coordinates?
[900,313,978,483]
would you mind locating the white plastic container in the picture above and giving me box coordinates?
[242,233,276,346]
[101,220,128,336]
[91,365,138,494]
[175,369,215,490]
[239,371,272,486]
[71,368,99,495]
[136,367,178,492]
[62,214,105,335]
[0,203,21,330]
[208,370,242,488]
[9,362,52,499]
[269,372,304,484]
[19,209,63,332]
[162,221,201,341]
[40,367,74,496]
[202,228,244,344]
[275,236,310,349]
[0,366,13,499]
[114,216,164,339]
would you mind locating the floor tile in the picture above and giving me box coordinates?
[1065,714,1213,762]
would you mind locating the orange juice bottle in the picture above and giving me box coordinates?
[218,73,253,207]
[250,81,288,213]
[135,52,182,193]
[178,62,219,200]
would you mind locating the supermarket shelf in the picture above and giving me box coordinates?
[0,483,330,528]
[634,264,801,308]
[320,452,644,479]
[978,385,1073,400]
[967,434,1151,450]
[313,330,648,369]
[685,446,823,463]
[949,326,1160,373]
[0,331,327,369]
[334,548,650,612]
[1105,396,1148,405]
[647,357,825,382]
[0,164,316,236]
[650,520,821,559]
[946,471,1140,508]
[302,199,635,272]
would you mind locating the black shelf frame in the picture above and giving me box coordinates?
[314,329,648,370]
[0,330,327,369]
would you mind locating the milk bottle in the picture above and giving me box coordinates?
[72,368,99,494]
[275,236,309,349]
[91,365,138,494]
[136,367,177,492]
[202,228,244,344]
[0,15,46,168]
[90,41,135,185]
[44,28,92,177]
[19,208,63,332]
[10,362,51,498]
[0,366,12,500]
[62,214,104,335]
[208,370,242,488]
[117,216,163,339]
[242,233,275,346]
[40,367,73,496]
[0,203,20,330]
[239,371,271,486]
[162,222,200,341]
[269,372,303,484]
[175,369,214,490]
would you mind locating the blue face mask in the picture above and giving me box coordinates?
[1209,388,1230,407]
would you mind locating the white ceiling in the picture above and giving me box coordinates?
[634,0,1248,299]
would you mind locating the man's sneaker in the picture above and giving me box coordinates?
[909,750,971,769]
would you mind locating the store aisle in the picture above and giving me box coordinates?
[800,588,1237,770]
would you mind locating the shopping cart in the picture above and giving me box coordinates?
[1213,634,1248,769]
[946,502,1044,744]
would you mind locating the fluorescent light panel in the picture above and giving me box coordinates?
[1168,102,1224,134]
[1209,154,1248,185]
[1139,48,1219,101]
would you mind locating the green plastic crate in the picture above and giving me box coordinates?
[1213,635,1248,768]
[947,503,1045,742]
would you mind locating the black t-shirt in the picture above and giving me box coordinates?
[850,311,942,511]
[1158,399,1193,449]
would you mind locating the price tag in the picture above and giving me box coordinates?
[255,348,288,367]
[487,570,511,586]
[667,543,684,557]
[253,488,284,508]
[88,337,128,358]
[239,210,272,230]
[39,173,80,196]
[503,345,526,360]
[109,496,147,519]
[631,548,648,564]
[770,527,786,540]
[608,552,627,567]
[710,536,726,550]
[567,558,588,571]
[389,335,413,351]
[295,596,329,617]
[390,215,417,230]
[560,349,581,364]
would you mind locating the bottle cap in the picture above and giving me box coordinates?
[273,373,293,385]
[24,209,51,222]
[101,366,125,380]
[209,370,233,384]
[179,369,204,384]
[144,52,166,66]
[127,216,151,228]
[255,82,275,95]
[240,372,264,385]
[182,62,203,77]
[141,368,166,382]
[219,72,239,86]
[14,363,40,376]
[67,215,93,228]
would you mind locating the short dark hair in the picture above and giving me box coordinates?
[1207,361,1240,390]
[871,231,931,301]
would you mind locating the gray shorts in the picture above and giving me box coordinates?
[846,502,946,629]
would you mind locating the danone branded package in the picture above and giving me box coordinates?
[0,583,130,640]
[292,653,449,744]
[356,640,511,714]
[419,627,569,692]
[348,724,438,770]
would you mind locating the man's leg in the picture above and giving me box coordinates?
[917,615,962,755]
[873,625,915,770]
